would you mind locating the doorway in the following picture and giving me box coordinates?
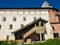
[41,33,45,41]
[53,33,59,38]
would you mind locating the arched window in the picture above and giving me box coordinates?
[13,16,16,21]
[34,17,36,21]
[51,26,55,31]
[3,16,6,21]
[23,16,26,21]
[41,23,44,26]
[9,24,13,29]
[0,25,1,29]
[21,24,24,28]
[36,23,39,26]
[58,16,60,22]
[6,35,9,40]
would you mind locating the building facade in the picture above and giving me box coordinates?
[0,1,59,42]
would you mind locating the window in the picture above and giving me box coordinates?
[6,35,9,40]
[23,17,26,21]
[0,25,1,29]
[51,26,55,31]
[3,16,6,21]
[21,24,24,28]
[36,23,39,26]
[58,16,60,22]
[9,24,13,29]
[34,17,36,20]
[13,17,16,21]
[41,23,44,26]
[53,33,59,38]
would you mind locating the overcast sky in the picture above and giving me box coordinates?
[0,0,60,11]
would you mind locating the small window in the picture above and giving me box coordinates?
[23,17,26,21]
[34,17,36,20]
[36,23,39,26]
[41,23,44,26]
[0,25,1,29]
[51,26,55,31]
[21,24,24,28]
[58,16,60,22]
[9,24,13,29]
[13,17,16,21]
[3,16,6,21]
[6,35,9,40]
[53,33,59,38]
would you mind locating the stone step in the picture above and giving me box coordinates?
[17,42,22,45]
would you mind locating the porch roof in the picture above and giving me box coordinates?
[12,17,48,33]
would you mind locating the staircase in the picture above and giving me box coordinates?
[23,26,46,39]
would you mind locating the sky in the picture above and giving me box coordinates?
[0,0,60,11]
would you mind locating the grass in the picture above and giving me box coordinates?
[0,40,17,45]
[0,38,60,45]
[23,38,60,45]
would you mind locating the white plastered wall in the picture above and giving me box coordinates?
[0,9,53,40]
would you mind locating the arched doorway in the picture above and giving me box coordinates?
[51,26,59,38]
[51,26,55,31]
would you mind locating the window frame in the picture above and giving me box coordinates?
[23,16,26,21]
[58,16,60,22]
[3,16,6,22]
[13,17,16,21]
[21,24,24,28]
[9,24,13,29]
[0,25,1,29]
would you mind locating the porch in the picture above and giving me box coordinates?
[12,18,48,43]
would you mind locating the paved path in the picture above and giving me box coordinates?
[17,42,22,45]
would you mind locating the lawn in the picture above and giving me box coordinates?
[23,38,60,45]
[0,38,60,45]
[0,40,17,45]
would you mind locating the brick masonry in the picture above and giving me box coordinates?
[48,9,60,37]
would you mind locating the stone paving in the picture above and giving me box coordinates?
[17,42,22,45]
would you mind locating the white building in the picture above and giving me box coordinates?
[0,1,58,42]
